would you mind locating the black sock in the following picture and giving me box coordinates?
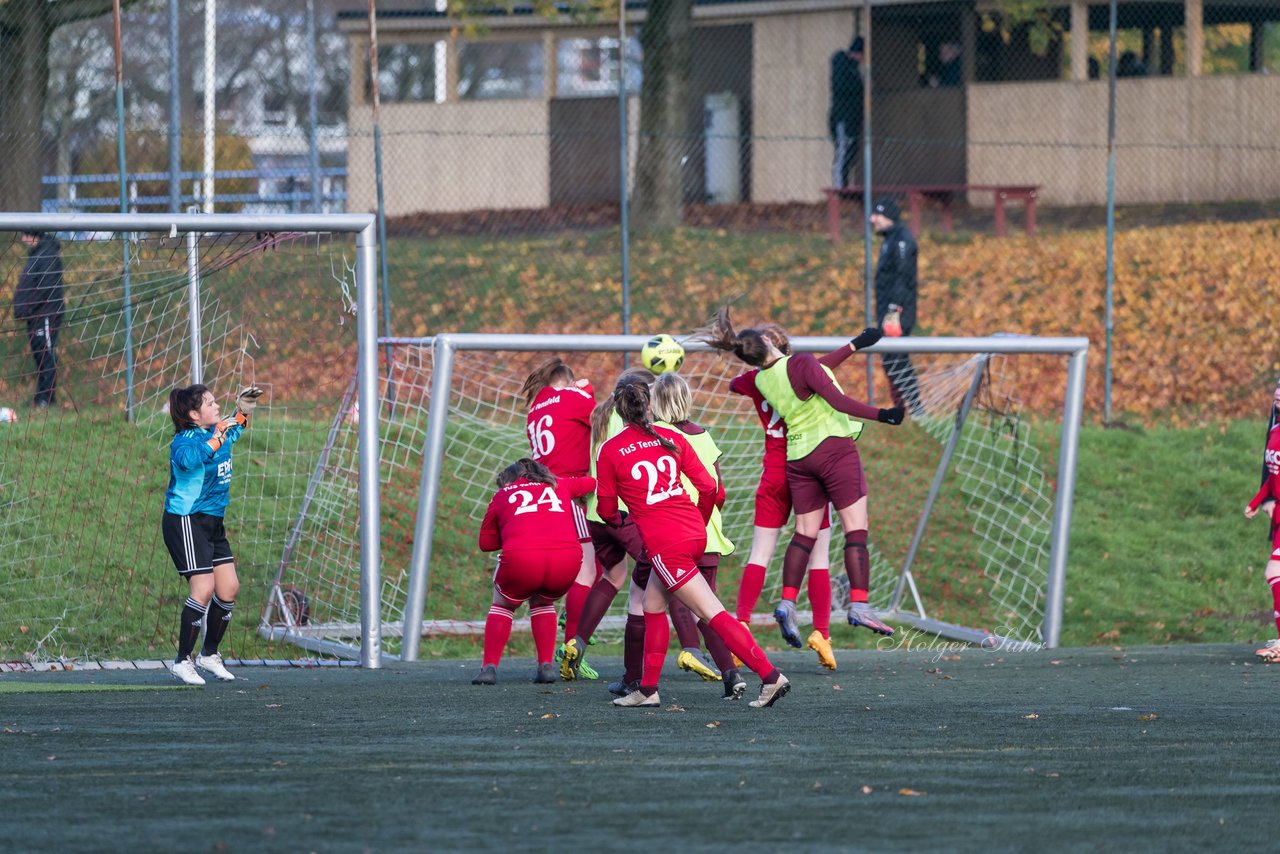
[201,596,235,656]
[176,597,209,662]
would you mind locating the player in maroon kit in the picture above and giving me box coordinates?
[472,458,596,685]
[595,380,790,709]
[698,308,902,647]
[728,322,876,670]
[1245,378,1280,661]
[519,358,598,672]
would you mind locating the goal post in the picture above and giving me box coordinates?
[0,212,384,669]
[391,333,1087,655]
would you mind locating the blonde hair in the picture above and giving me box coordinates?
[651,373,692,424]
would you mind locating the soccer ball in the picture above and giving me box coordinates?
[641,334,685,374]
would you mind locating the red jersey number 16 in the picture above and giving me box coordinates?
[527,415,555,459]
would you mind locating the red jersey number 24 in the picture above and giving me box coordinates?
[507,485,565,515]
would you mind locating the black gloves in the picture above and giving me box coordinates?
[851,327,883,350]
[877,407,905,425]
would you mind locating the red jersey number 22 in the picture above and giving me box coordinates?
[631,457,683,505]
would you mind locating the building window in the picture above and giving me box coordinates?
[556,36,642,97]
[366,42,438,103]
[458,41,544,100]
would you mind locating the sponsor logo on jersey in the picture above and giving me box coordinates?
[618,439,663,456]
[530,394,561,412]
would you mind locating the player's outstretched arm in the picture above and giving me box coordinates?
[230,386,264,427]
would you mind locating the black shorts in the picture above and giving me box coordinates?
[162,512,234,577]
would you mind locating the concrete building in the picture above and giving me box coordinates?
[338,0,1280,215]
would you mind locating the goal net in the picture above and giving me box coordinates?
[0,213,382,667]
[276,333,1085,659]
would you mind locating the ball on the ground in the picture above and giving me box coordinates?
[641,334,685,374]
[0,407,16,423]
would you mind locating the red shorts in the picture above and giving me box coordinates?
[493,546,582,603]
[648,536,706,593]
[589,517,647,569]
[786,436,867,515]
[754,462,832,529]
[572,501,589,544]
[1271,517,1280,560]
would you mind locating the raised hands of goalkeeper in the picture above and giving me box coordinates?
[850,327,883,351]
[229,386,264,427]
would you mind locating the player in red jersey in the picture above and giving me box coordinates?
[560,368,657,683]
[698,308,902,646]
[595,380,790,709]
[729,322,875,670]
[519,358,598,665]
[1245,378,1280,661]
[472,458,596,685]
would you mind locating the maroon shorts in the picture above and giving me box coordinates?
[648,536,706,593]
[786,435,867,515]
[755,462,832,530]
[589,517,647,569]
[493,546,582,603]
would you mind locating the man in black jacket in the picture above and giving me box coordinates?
[828,36,864,190]
[13,231,65,408]
[870,198,922,415]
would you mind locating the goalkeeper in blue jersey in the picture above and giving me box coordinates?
[161,383,263,685]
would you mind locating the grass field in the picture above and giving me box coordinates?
[3,646,1276,851]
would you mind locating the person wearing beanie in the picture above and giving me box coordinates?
[869,197,923,416]
[828,36,864,189]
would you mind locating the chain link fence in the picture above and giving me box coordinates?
[2,0,1278,422]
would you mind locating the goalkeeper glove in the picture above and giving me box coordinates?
[851,327,883,351]
[877,407,906,425]
[236,386,264,415]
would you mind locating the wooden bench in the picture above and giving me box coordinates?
[824,184,1039,241]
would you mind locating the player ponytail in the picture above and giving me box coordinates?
[169,384,210,433]
[591,367,656,455]
[496,457,558,488]
[694,306,774,367]
[651,372,692,425]
[614,381,677,452]
[520,357,575,409]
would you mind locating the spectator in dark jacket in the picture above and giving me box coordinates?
[828,36,864,190]
[869,198,922,415]
[13,230,65,407]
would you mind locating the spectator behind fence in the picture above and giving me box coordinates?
[926,42,962,88]
[13,230,65,408]
[1117,51,1147,77]
[870,198,923,416]
[828,36,864,190]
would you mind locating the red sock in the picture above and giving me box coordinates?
[562,582,591,644]
[709,611,774,678]
[642,611,670,691]
[482,605,514,667]
[809,568,831,639]
[1270,577,1280,636]
[736,563,767,622]
[528,604,557,665]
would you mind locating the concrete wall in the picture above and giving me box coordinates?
[347,100,552,216]
[751,9,855,204]
[967,74,1280,206]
